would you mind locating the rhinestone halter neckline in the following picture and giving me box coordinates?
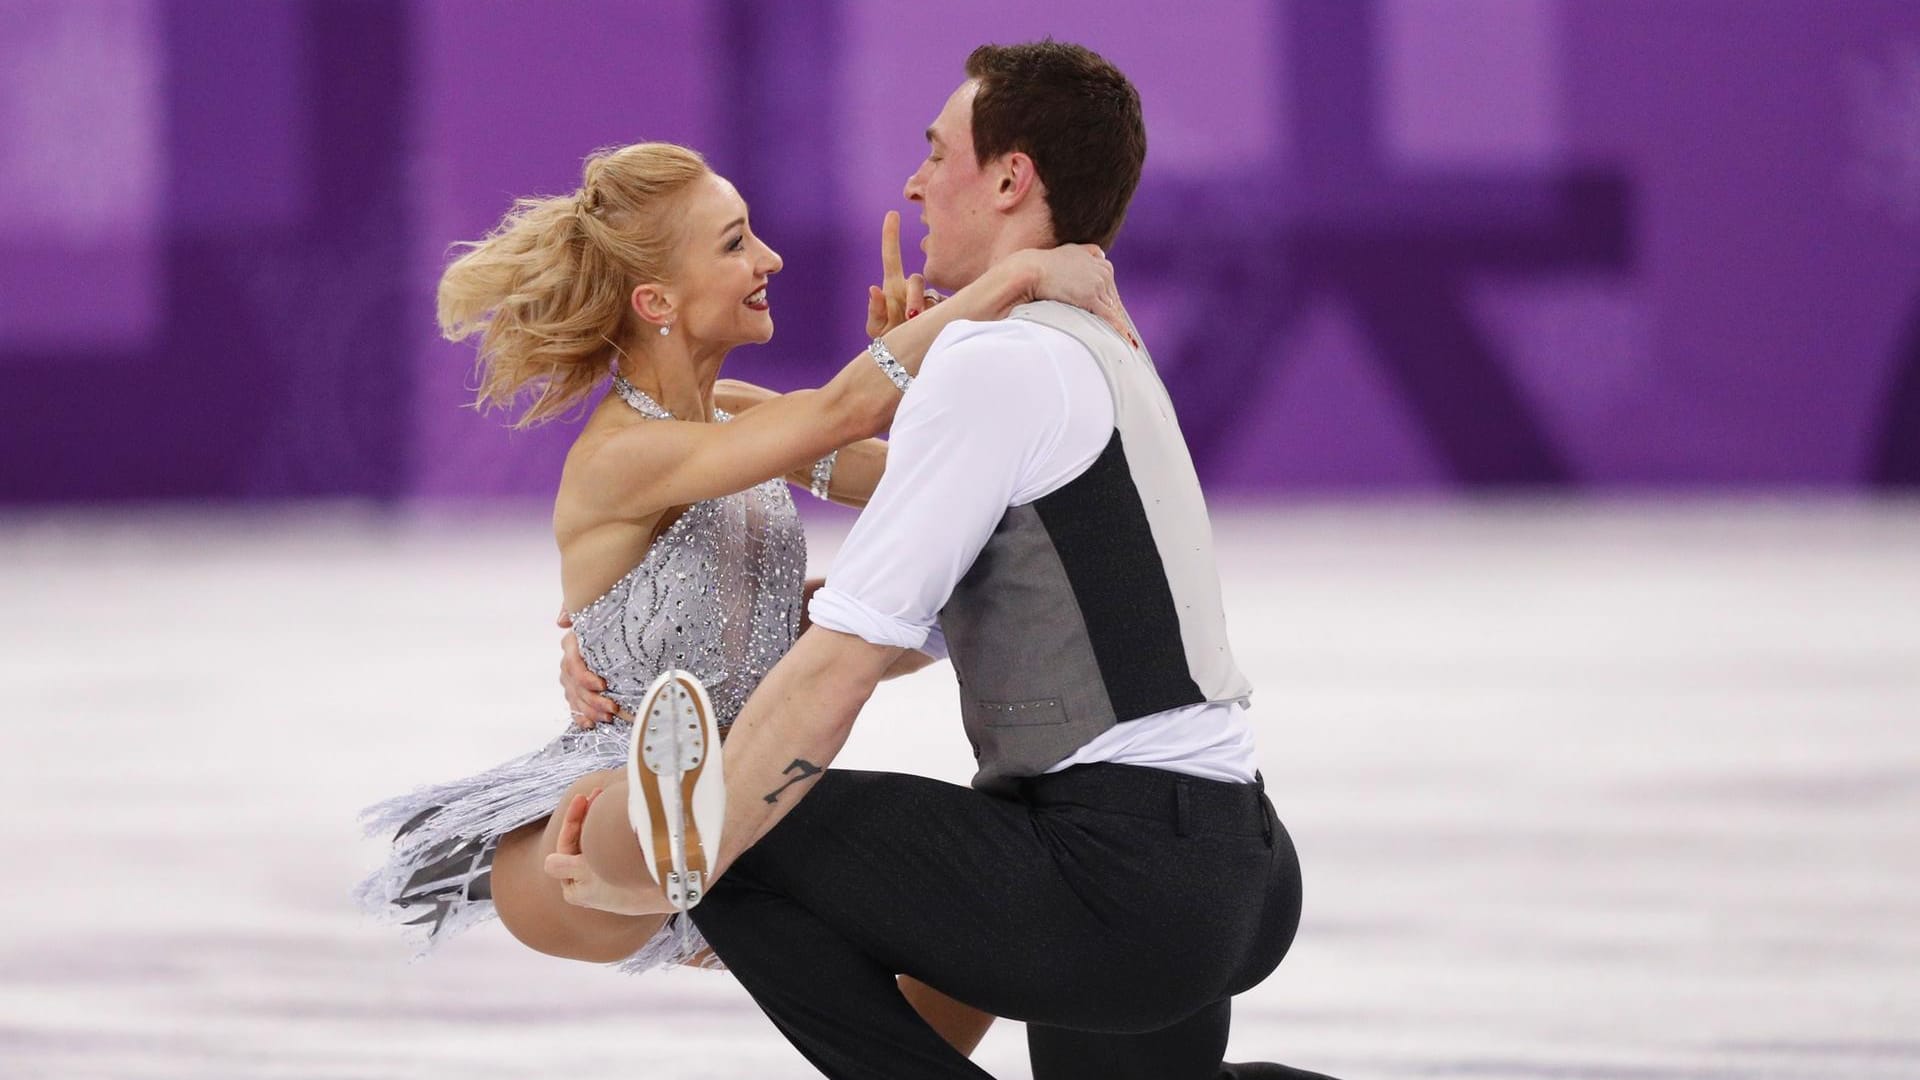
[611,374,674,420]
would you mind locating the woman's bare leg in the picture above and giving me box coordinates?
[579,764,668,889]
[517,770,999,1056]
[491,769,668,963]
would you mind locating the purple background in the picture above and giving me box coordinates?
[4,0,1919,503]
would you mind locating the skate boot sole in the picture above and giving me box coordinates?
[625,669,721,911]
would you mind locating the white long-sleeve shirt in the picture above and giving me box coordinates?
[809,318,1259,784]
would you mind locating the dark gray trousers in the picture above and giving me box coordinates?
[689,763,1304,1080]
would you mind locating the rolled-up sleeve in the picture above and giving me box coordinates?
[808,320,1072,653]
[806,588,935,651]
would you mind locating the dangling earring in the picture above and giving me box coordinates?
[659,323,671,337]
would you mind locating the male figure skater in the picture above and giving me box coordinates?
[564,41,1333,1080]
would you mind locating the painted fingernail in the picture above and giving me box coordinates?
[907,309,920,318]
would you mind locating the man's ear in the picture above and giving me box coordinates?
[991,151,1045,211]
[630,282,675,328]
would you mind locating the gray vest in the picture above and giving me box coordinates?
[940,301,1253,796]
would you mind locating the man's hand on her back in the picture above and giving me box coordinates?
[557,581,824,730]
[557,608,619,728]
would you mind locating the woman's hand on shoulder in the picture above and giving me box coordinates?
[1005,244,1135,346]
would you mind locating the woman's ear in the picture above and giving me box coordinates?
[630,282,675,328]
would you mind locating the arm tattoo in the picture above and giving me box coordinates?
[763,758,823,804]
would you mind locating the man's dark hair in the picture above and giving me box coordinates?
[965,40,1147,250]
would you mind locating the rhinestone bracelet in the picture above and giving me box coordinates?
[869,338,912,392]
[810,449,838,501]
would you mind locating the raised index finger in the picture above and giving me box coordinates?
[881,211,905,289]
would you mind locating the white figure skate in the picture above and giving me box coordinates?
[625,669,725,911]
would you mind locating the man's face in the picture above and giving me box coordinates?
[903,80,1000,290]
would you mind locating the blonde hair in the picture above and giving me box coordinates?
[437,142,711,427]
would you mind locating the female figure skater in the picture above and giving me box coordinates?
[356,141,1122,1054]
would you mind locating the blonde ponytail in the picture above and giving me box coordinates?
[436,142,710,427]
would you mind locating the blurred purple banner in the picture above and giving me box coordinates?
[4,0,1919,502]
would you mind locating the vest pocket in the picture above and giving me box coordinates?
[976,697,1068,728]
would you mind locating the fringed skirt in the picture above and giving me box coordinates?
[354,718,720,975]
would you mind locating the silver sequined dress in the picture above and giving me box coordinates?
[355,381,808,973]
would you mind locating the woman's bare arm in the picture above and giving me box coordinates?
[580,215,1122,524]
[808,438,886,509]
[714,380,890,509]
[577,254,1048,523]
